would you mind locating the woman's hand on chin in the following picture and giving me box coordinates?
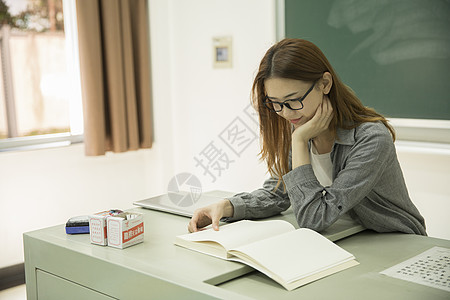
[292,96,333,144]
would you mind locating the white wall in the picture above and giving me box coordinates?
[395,142,450,240]
[167,0,276,193]
[0,144,166,267]
[1,0,449,269]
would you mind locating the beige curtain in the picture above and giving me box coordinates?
[76,0,153,156]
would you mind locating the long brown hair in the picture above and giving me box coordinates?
[252,38,395,187]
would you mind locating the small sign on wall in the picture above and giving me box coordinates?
[213,36,232,68]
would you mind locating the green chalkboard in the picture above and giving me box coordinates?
[285,0,450,120]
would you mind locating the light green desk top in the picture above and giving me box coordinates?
[23,193,450,300]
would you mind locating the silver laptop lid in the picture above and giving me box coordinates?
[133,191,227,217]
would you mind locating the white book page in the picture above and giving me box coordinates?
[177,220,295,251]
[230,228,356,283]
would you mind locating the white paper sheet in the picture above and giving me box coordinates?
[380,246,450,292]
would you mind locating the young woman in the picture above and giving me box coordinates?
[188,38,426,235]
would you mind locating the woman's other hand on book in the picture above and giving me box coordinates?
[188,199,234,232]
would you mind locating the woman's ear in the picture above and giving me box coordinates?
[321,72,333,95]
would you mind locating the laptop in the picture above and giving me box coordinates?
[133,190,232,217]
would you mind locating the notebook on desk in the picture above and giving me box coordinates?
[133,190,366,242]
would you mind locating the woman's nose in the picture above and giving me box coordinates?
[279,107,297,120]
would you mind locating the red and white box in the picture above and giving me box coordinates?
[89,210,123,246]
[107,212,144,249]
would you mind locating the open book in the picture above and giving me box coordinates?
[174,220,358,291]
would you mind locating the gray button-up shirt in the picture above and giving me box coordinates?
[227,121,427,235]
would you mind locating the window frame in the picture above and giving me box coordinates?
[0,0,83,152]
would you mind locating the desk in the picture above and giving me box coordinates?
[24,205,449,299]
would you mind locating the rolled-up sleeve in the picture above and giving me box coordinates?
[224,176,291,222]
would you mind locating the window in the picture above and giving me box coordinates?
[0,0,83,151]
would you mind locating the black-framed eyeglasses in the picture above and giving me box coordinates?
[263,81,316,112]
